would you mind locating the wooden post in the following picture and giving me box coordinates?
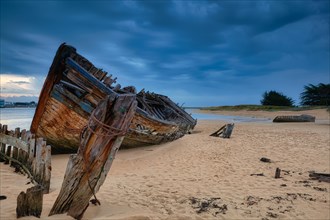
[11,128,20,167]
[4,145,12,164]
[12,147,19,161]
[222,123,234,138]
[28,134,36,173]
[275,168,281,179]
[20,129,29,165]
[11,147,19,169]
[34,138,49,193]
[49,94,136,220]
[16,185,44,218]
[43,145,51,194]
[0,125,8,162]
[210,123,235,138]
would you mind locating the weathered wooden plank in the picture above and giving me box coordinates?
[65,68,107,101]
[0,134,29,152]
[10,128,20,167]
[15,128,21,138]
[275,168,281,179]
[88,66,98,75]
[20,129,29,164]
[11,147,19,168]
[31,43,76,133]
[210,123,234,138]
[65,69,104,101]
[0,124,6,133]
[18,149,25,168]
[28,134,36,173]
[0,125,8,162]
[4,145,12,164]
[309,172,330,183]
[91,68,107,81]
[23,131,32,170]
[158,95,196,125]
[49,94,137,219]
[35,97,88,153]
[11,128,20,168]
[3,126,13,164]
[66,57,115,97]
[154,107,166,120]
[51,84,93,117]
[12,147,19,160]
[43,145,51,193]
[34,138,46,187]
[60,79,86,94]
[83,94,99,106]
[210,124,227,137]
[21,129,27,141]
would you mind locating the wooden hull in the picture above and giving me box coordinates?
[273,114,316,123]
[31,44,196,153]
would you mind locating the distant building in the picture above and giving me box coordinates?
[13,102,37,107]
[0,99,4,108]
[0,100,37,108]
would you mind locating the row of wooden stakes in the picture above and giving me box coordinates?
[0,124,51,218]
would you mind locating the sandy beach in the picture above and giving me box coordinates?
[1,109,329,220]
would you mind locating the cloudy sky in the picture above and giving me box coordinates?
[1,0,329,106]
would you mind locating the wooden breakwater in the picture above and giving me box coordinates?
[0,124,51,194]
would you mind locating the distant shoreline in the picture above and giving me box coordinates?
[198,105,329,112]
[0,106,36,109]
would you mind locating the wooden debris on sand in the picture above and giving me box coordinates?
[16,185,44,218]
[250,173,265,176]
[309,171,330,183]
[273,114,315,123]
[275,168,281,179]
[210,123,235,138]
[260,157,271,163]
[49,94,137,220]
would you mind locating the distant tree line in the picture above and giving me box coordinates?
[260,83,330,107]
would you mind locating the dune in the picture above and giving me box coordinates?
[0,109,329,219]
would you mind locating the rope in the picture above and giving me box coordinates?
[85,111,128,137]
[81,105,130,205]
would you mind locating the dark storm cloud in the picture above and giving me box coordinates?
[1,0,329,106]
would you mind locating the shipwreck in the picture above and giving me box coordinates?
[31,43,196,153]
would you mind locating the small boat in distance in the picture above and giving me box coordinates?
[31,43,196,153]
[273,114,316,123]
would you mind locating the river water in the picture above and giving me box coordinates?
[0,108,36,130]
[186,109,272,123]
[0,107,271,131]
